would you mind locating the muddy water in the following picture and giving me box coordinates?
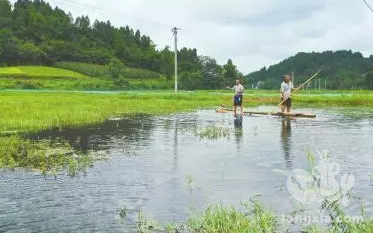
[1,107,373,232]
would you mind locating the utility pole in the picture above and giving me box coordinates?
[172,27,180,94]
[325,79,327,89]
[319,78,321,91]
[292,72,294,85]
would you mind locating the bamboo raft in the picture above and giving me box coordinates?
[215,108,316,118]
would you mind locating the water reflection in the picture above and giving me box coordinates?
[281,118,292,168]
[26,115,156,153]
[234,117,243,149]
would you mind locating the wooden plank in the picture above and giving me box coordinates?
[216,108,316,118]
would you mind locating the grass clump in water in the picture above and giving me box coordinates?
[192,125,232,140]
[186,201,277,233]
[0,135,95,176]
[134,200,277,233]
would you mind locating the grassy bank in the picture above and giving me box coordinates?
[0,91,229,133]
[1,90,373,133]
[135,201,373,233]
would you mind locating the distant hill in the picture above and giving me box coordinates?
[245,50,373,90]
[0,0,238,90]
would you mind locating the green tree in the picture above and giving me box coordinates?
[108,58,125,79]
[223,59,239,85]
[19,42,48,64]
[199,56,224,89]
[0,0,12,28]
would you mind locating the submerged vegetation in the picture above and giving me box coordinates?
[191,125,232,140]
[0,135,97,176]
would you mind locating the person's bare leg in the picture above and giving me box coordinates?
[234,105,237,117]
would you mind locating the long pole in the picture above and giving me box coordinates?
[278,71,321,107]
[172,27,180,94]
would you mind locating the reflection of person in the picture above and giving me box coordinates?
[280,75,295,113]
[281,119,292,168]
[226,79,244,117]
[234,117,243,148]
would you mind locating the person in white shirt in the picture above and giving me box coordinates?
[280,75,295,113]
[227,79,244,117]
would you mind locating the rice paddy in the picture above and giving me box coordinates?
[0,66,88,79]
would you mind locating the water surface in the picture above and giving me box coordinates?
[1,107,373,232]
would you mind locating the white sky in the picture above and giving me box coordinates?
[10,0,373,73]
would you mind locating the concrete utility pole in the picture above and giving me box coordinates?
[319,78,321,91]
[172,27,180,94]
[292,72,294,85]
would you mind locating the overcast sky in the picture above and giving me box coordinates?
[12,0,373,73]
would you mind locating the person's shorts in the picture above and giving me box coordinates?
[234,94,243,106]
[282,98,292,108]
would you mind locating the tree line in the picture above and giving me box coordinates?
[246,50,373,90]
[0,0,242,89]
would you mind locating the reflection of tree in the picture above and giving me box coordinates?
[26,115,156,153]
[281,119,292,168]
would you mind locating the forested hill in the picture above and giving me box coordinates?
[0,0,183,74]
[0,0,242,89]
[246,51,373,90]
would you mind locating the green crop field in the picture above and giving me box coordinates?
[0,66,88,79]
[0,64,171,90]
[54,61,163,79]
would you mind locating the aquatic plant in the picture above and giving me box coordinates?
[0,135,98,176]
[191,125,232,140]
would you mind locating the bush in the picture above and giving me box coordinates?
[16,79,43,89]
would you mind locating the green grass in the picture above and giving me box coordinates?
[186,201,277,233]
[1,90,373,134]
[136,201,278,233]
[0,66,87,79]
[135,200,373,233]
[54,61,163,79]
[0,77,116,90]
[0,91,230,133]
[0,64,171,90]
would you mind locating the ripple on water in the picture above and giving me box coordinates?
[1,107,373,232]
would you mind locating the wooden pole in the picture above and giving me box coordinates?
[278,71,321,107]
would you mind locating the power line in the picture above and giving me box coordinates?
[362,0,373,14]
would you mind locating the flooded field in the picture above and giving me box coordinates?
[1,107,373,232]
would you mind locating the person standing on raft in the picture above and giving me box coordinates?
[226,79,244,117]
[280,75,295,113]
